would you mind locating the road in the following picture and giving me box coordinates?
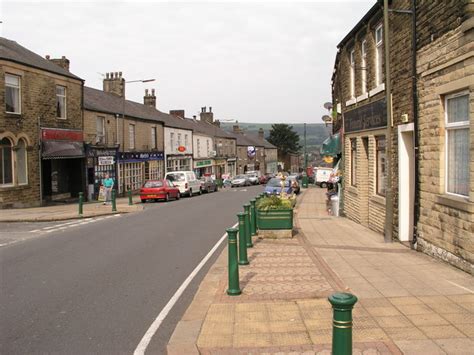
[0,185,263,354]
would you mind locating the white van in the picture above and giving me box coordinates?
[314,167,333,188]
[165,171,202,197]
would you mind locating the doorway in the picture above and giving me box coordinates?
[398,124,415,242]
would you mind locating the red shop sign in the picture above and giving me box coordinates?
[177,146,186,152]
[42,128,83,141]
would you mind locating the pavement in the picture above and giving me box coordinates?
[0,195,144,222]
[168,187,474,355]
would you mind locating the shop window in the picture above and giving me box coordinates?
[376,136,386,196]
[5,74,21,114]
[361,40,367,94]
[17,139,28,185]
[0,138,13,185]
[350,139,357,186]
[56,85,67,119]
[151,127,157,149]
[445,92,470,197]
[129,124,135,150]
[375,24,383,87]
[146,160,163,180]
[96,116,105,144]
[119,162,142,193]
[349,49,355,98]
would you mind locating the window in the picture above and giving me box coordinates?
[17,139,27,185]
[151,127,157,149]
[96,117,105,144]
[350,139,357,186]
[361,40,367,94]
[375,24,383,86]
[0,138,13,185]
[206,139,210,156]
[5,74,21,114]
[445,92,470,197]
[376,136,386,196]
[184,134,188,147]
[129,124,135,149]
[170,132,175,149]
[56,85,66,119]
[177,133,182,147]
[350,49,355,98]
[197,139,201,156]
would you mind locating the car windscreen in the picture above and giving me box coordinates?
[235,175,246,179]
[167,173,185,182]
[144,181,163,188]
[267,178,289,187]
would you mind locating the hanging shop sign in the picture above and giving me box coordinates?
[195,160,212,168]
[118,151,164,162]
[344,98,387,133]
[177,146,186,152]
[323,156,334,164]
[247,146,256,158]
[98,156,115,165]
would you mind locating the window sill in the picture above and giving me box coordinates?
[356,93,369,102]
[436,194,473,213]
[5,112,22,118]
[369,83,385,96]
[0,184,31,191]
[347,186,358,195]
[370,194,386,207]
[345,97,357,107]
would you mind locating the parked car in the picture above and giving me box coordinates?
[287,175,301,194]
[200,176,218,193]
[264,178,293,195]
[165,171,202,197]
[140,179,180,203]
[246,173,259,185]
[231,175,250,187]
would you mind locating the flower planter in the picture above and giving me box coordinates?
[256,208,293,230]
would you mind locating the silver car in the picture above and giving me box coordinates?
[246,173,259,185]
[231,175,250,187]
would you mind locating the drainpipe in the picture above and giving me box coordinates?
[411,0,419,247]
[383,0,394,243]
[38,116,43,206]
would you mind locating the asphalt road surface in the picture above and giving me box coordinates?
[1,186,263,354]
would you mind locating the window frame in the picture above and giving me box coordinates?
[170,132,175,149]
[129,124,135,150]
[16,138,28,185]
[375,136,387,197]
[349,49,355,99]
[0,137,14,186]
[350,139,357,187]
[361,40,367,94]
[151,127,157,149]
[444,90,470,197]
[96,116,106,144]
[5,73,21,114]
[56,85,67,119]
[375,24,383,87]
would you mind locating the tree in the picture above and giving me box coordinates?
[267,124,302,155]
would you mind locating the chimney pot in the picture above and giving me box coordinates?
[209,106,212,112]
[119,72,122,78]
[61,55,66,59]
[145,89,149,96]
[193,115,196,119]
[151,88,155,96]
[45,55,50,59]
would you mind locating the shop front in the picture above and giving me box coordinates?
[85,145,119,201]
[214,159,226,179]
[226,158,237,177]
[194,159,213,178]
[166,154,192,173]
[40,128,85,202]
[118,151,164,194]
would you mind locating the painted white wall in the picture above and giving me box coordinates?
[164,127,193,156]
[193,133,213,159]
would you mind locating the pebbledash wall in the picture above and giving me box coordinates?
[415,0,473,273]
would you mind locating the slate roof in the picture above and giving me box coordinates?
[184,119,237,141]
[84,86,193,131]
[245,133,277,149]
[0,37,83,81]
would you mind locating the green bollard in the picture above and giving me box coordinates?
[78,192,83,216]
[111,189,117,212]
[128,189,133,205]
[226,227,241,296]
[328,292,358,355]
[302,175,308,188]
[250,199,257,236]
[237,213,249,265]
[243,204,253,248]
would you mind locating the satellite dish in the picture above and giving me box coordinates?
[323,102,333,110]
[322,115,333,124]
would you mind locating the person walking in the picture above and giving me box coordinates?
[102,174,115,205]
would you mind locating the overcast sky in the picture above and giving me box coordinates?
[1,0,373,124]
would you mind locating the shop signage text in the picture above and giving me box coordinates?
[195,160,212,167]
[344,99,387,133]
[118,151,164,162]
[42,128,83,141]
[86,148,118,157]
[177,146,186,152]
[98,156,115,165]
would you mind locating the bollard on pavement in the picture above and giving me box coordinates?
[243,204,253,248]
[250,199,257,236]
[302,175,309,188]
[128,189,133,205]
[328,292,358,355]
[226,227,241,296]
[111,189,117,212]
[237,212,249,265]
[78,192,83,216]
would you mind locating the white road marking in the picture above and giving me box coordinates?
[29,229,40,233]
[446,280,474,293]
[133,222,239,355]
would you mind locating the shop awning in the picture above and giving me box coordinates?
[320,132,341,157]
[42,141,85,159]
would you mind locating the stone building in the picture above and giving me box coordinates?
[229,125,266,175]
[246,128,278,174]
[0,37,84,208]
[415,0,473,273]
[332,0,473,272]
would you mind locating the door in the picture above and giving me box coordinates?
[398,125,415,242]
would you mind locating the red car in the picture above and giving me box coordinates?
[140,179,180,203]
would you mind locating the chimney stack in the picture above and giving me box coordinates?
[144,88,157,108]
[258,128,265,139]
[46,55,70,71]
[103,72,125,98]
[233,124,241,133]
[170,110,185,118]
[200,105,214,124]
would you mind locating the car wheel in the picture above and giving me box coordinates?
[320,182,327,188]
[165,193,170,202]
[207,186,211,193]
[141,199,146,203]
[199,188,203,195]
[188,189,193,197]
[154,199,159,202]
[176,192,180,200]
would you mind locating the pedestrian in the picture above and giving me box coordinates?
[102,173,114,205]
